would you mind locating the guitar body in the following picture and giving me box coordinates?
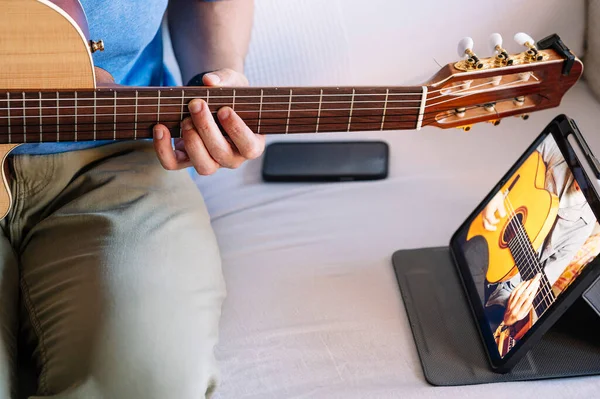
[0,0,94,219]
[467,150,560,283]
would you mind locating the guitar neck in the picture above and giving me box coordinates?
[507,222,556,317]
[531,273,555,317]
[0,86,426,144]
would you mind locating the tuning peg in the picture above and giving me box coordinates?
[457,37,484,69]
[484,103,496,113]
[514,32,543,61]
[513,96,525,106]
[457,125,473,131]
[488,33,513,66]
[514,32,534,46]
[488,119,501,126]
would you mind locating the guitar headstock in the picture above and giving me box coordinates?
[425,33,583,130]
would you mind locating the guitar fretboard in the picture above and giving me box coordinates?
[507,220,556,317]
[0,86,427,144]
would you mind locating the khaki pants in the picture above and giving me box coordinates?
[0,141,225,398]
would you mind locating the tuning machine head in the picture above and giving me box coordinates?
[488,33,513,66]
[457,37,484,69]
[514,32,543,61]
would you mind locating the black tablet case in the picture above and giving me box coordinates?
[392,246,600,385]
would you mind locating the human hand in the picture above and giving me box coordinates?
[503,274,541,326]
[95,66,116,86]
[152,68,265,174]
[482,191,507,231]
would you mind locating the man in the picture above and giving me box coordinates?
[479,135,596,330]
[0,0,260,398]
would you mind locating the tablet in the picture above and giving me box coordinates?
[450,114,600,373]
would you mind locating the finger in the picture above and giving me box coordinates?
[180,118,220,175]
[153,124,192,170]
[217,107,265,160]
[483,218,498,232]
[508,281,530,308]
[202,68,249,87]
[497,201,507,218]
[514,280,539,311]
[188,100,246,169]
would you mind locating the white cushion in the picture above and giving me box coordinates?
[586,0,600,99]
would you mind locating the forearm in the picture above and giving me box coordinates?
[167,0,254,84]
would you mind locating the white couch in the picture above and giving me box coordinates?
[186,1,600,397]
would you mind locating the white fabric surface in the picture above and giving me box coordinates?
[586,0,600,99]
[188,1,600,397]
[199,83,600,399]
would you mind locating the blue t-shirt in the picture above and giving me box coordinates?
[13,0,174,155]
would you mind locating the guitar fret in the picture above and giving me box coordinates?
[347,88,355,132]
[113,91,117,140]
[206,89,210,107]
[257,89,263,134]
[416,86,427,130]
[6,93,10,144]
[285,89,292,134]
[380,89,389,130]
[232,89,236,111]
[179,89,185,137]
[38,92,42,142]
[56,91,59,142]
[22,92,26,143]
[134,90,139,140]
[74,91,78,141]
[316,89,323,133]
[93,90,97,140]
[157,90,161,123]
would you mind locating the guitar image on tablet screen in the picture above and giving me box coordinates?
[465,134,600,358]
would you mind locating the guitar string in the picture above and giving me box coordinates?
[502,195,544,289]
[0,98,476,134]
[504,194,553,302]
[502,222,556,315]
[504,195,543,280]
[0,79,486,104]
[0,110,481,140]
[0,82,528,135]
[503,195,555,310]
[0,75,533,115]
[0,77,531,138]
[0,104,475,137]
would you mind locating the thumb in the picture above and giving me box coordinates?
[202,68,249,87]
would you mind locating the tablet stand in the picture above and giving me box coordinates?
[392,246,600,385]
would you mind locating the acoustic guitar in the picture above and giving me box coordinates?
[466,150,560,357]
[0,0,584,221]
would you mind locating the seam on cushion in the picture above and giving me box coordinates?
[20,273,50,395]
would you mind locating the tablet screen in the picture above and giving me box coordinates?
[457,132,600,359]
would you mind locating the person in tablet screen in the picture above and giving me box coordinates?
[463,134,600,356]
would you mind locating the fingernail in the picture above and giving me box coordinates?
[153,125,163,140]
[181,118,193,131]
[205,73,220,84]
[189,100,203,114]
[218,107,231,121]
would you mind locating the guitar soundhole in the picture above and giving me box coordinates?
[499,207,527,249]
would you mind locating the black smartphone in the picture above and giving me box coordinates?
[261,141,389,182]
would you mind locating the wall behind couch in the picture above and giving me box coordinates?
[242,0,585,87]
